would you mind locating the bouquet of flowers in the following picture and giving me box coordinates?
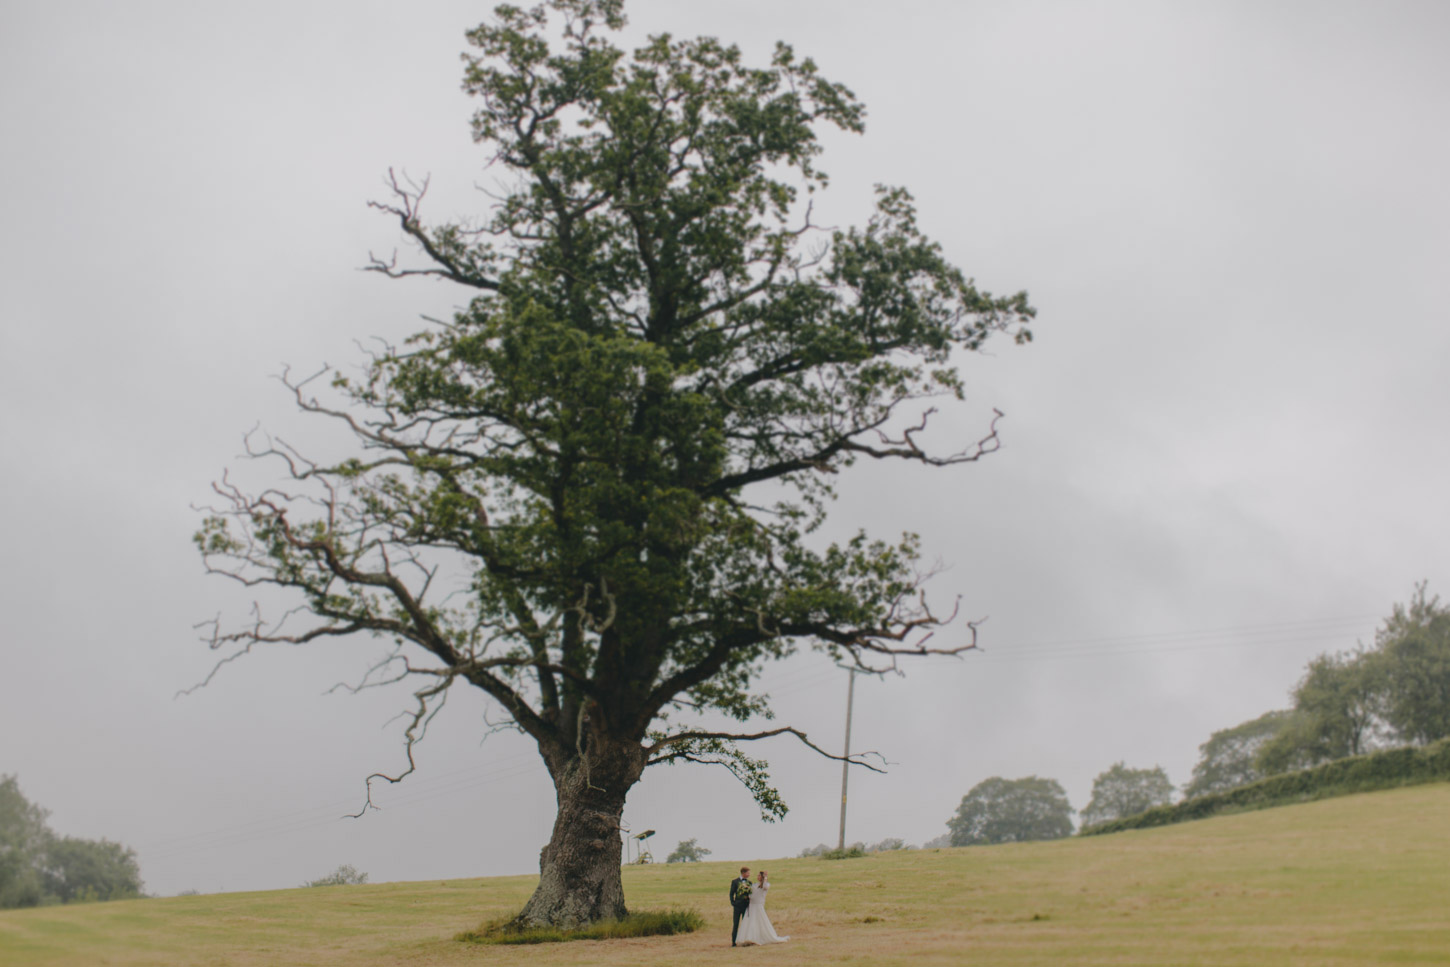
[736,879,753,902]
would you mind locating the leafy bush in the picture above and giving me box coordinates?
[820,846,868,860]
[303,864,369,887]
[868,837,909,852]
[1082,735,1450,836]
[458,908,704,945]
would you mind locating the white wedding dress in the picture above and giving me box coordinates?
[736,881,789,945]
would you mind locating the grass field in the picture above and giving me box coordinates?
[4,783,1449,966]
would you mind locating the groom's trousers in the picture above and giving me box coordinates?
[731,901,748,944]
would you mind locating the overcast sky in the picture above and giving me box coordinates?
[3,0,1447,899]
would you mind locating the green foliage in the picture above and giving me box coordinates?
[820,845,868,860]
[947,776,1073,846]
[41,837,144,904]
[664,838,710,863]
[868,837,908,852]
[1183,710,1291,799]
[1080,762,1174,828]
[0,776,142,909]
[303,864,369,887]
[0,775,51,909]
[1375,584,1450,746]
[1257,651,1386,774]
[196,0,1034,831]
[1083,735,1450,836]
[1253,586,1450,778]
[458,908,704,944]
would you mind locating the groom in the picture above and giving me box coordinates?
[729,866,751,946]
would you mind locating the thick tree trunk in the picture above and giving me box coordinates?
[513,735,646,929]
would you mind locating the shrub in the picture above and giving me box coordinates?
[820,846,868,860]
[303,864,369,887]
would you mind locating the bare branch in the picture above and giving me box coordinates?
[364,169,500,290]
[346,678,452,818]
[645,725,887,773]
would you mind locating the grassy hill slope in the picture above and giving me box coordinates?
[4,783,1449,966]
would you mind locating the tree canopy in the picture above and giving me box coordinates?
[664,838,710,863]
[1253,585,1450,777]
[1182,709,1290,800]
[0,776,143,909]
[0,775,50,909]
[947,776,1073,846]
[1375,585,1450,746]
[1079,762,1173,828]
[195,0,1031,927]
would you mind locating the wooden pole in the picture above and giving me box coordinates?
[837,667,857,851]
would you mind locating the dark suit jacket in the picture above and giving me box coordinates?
[729,876,751,908]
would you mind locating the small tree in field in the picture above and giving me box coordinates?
[194,0,1032,928]
[947,777,1072,846]
[1079,762,1173,828]
[664,839,710,863]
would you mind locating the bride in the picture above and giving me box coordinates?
[736,870,789,946]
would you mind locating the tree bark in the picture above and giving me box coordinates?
[512,734,646,929]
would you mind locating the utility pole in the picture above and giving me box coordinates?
[837,667,857,851]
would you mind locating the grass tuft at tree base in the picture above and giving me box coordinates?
[455,908,703,945]
[819,846,867,860]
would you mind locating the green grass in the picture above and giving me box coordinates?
[4,782,1450,966]
[458,907,704,944]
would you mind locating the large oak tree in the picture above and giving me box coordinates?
[196,0,1032,928]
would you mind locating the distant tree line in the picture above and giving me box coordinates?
[0,775,144,909]
[1186,583,1450,797]
[798,836,918,858]
[917,585,1450,846]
